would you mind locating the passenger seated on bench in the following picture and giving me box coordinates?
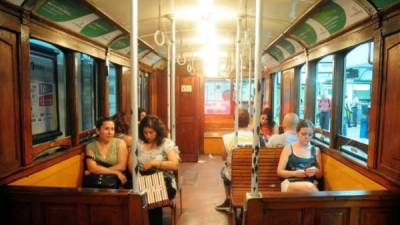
[129,115,180,225]
[112,111,133,151]
[266,112,299,148]
[85,117,129,184]
[215,108,253,212]
[277,120,323,192]
[260,107,279,143]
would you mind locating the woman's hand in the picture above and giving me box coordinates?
[142,160,160,171]
[115,171,127,184]
[293,169,307,177]
[305,167,318,177]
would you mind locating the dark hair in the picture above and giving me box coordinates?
[238,108,250,128]
[95,117,115,130]
[112,112,130,134]
[261,107,276,129]
[296,119,314,132]
[138,107,147,121]
[139,115,167,146]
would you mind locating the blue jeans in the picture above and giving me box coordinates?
[319,111,330,130]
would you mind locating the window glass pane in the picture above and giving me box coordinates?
[273,72,281,124]
[77,53,97,131]
[205,79,231,115]
[315,55,333,131]
[233,78,254,110]
[299,65,307,119]
[108,63,117,116]
[342,42,373,145]
[30,39,65,144]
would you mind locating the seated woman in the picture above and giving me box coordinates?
[260,107,279,144]
[277,119,323,192]
[85,117,128,185]
[112,111,132,151]
[129,115,180,225]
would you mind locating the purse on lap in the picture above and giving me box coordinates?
[82,156,121,189]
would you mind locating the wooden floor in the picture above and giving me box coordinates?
[163,154,233,225]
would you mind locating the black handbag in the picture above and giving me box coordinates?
[82,173,120,188]
[82,155,121,188]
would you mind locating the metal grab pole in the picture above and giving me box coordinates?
[171,15,176,142]
[130,0,139,192]
[167,42,171,138]
[248,43,252,117]
[234,17,241,147]
[250,0,263,196]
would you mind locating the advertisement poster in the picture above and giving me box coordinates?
[30,54,58,135]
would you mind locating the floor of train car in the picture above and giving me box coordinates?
[162,154,233,225]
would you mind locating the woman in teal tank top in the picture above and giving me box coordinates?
[85,117,129,184]
[277,120,323,192]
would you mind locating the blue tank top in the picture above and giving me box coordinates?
[286,145,316,182]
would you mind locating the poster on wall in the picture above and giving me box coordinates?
[30,52,59,138]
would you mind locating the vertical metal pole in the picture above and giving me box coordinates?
[248,44,252,117]
[239,54,243,108]
[234,17,241,147]
[130,0,139,192]
[250,0,263,196]
[171,16,176,142]
[167,42,171,138]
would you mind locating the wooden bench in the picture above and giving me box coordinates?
[243,190,400,225]
[2,186,149,225]
[230,147,282,217]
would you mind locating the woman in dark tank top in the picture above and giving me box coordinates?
[277,120,323,192]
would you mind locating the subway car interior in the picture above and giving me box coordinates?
[1,0,400,225]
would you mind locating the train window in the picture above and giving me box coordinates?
[338,42,373,161]
[108,63,117,116]
[298,64,307,119]
[77,53,98,132]
[204,79,231,115]
[315,55,333,135]
[138,71,149,112]
[273,72,281,124]
[30,39,66,144]
[233,78,254,106]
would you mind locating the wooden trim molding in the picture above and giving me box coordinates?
[322,148,400,190]
[0,144,85,185]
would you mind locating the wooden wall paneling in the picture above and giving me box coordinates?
[281,68,295,117]
[109,52,130,67]
[98,60,108,117]
[20,17,34,165]
[155,70,168,126]
[148,71,159,116]
[377,32,400,182]
[0,29,22,177]
[315,208,349,225]
[381,9,400,36]
[368,28,384,169]
[198,70,205,154]
[304,62,317,121]
[175,66,199,162]
[0,7,20,32]
[330,53,346,148]
[66,52,80,146]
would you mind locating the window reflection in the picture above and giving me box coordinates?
[108,63,117,116]
[315,55,333,131]
[273,72,281,125]
[341,42,373,145]
[204,79,231,115]
[299,65,307,119]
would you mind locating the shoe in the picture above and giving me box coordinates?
[215,199,231,212]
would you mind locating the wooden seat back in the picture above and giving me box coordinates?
[230,147,282,208]
[243,190,400,225]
